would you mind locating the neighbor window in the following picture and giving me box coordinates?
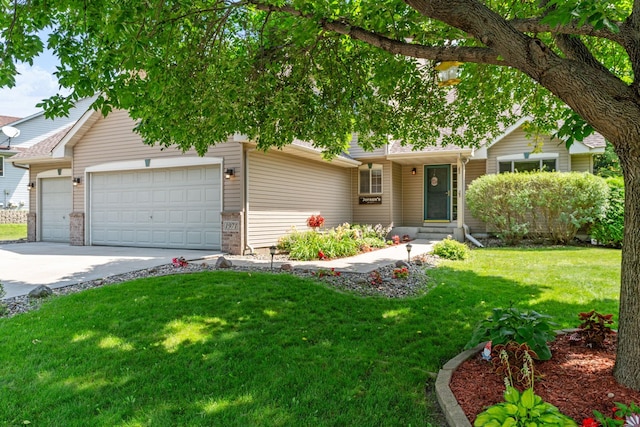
[359,164,383,194]
[0,156,4,177]
[499,158,556,173]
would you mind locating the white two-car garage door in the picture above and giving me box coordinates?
[89,165,221,250]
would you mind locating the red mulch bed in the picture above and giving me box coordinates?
[450,334,640,423]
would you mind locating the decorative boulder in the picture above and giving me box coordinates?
[395,260,410,268]
[215,257,233,269]
[280,263,293,272]
[29,285,53,299]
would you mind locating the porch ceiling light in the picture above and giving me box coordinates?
[435,61,463,87]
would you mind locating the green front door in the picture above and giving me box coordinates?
[424,165,450,222]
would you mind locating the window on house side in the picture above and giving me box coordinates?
[359,165,383,194]
[0,156,3,177]
[499,158,557,173]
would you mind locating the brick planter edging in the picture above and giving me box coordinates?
[435,342,484,427]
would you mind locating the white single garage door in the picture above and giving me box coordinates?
[40,177,72,242]
[89,165,221,249]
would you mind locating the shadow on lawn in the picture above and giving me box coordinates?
[0,268,620,426]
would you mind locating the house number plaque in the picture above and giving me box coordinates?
[223,221,240,232]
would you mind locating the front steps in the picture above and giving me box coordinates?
[416,225,456,241]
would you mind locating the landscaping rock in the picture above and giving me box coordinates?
[215,257,233,269]
[28,285,53,299]
[280,263,293,271]
[395,260,410,268]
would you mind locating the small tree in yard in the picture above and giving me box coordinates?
[4,0,640,389]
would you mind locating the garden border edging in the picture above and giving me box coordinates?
[435,342,484,427]
[436,330,582,426]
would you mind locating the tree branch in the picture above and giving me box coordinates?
[555,34,612,76]
[252,2,505,66]
[509,18,625,45]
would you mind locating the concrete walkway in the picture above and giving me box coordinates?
[1,240,437,299]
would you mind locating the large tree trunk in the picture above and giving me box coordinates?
[613,144,640,390]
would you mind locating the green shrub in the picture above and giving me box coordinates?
[431,237,470,260]
[466,172,608,244]
[590,176,624,248]
[465,307,557,360]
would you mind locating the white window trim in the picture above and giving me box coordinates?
[358,164,383,195]
[497,153,559,173]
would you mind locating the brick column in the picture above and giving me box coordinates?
[27,212,36,242]
[221,211,244,255]
[70,212,85,246]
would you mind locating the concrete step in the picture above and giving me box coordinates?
[416,232,451,241]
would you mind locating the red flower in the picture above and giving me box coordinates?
[581,418,599,427]
[318,250,326,260]
[307,215,325,229]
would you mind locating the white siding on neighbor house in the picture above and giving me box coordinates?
[72,110,243,213]
[9,97,96,149]
[571,155,592,173]
[1,155,29,210]
[401,164,424,227]
[352,160,393,226]
[346,134,387,159]
[246,149,353,249]
[464,160,487,234]
[487,128,570,174]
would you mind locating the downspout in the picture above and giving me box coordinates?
[459,154,484,248]
[243,147,255,255]
[13,163,29,170]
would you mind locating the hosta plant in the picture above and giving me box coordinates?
[465,307,557,360]
[474,386,577,427]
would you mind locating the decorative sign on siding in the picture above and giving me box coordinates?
[359,196,382,205]
[223,221,240,233]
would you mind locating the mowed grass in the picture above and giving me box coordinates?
[0,223,26,240]
[0,247,621,426]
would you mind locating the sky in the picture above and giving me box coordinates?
[0,45,66,119]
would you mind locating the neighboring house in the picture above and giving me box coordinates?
[10,109,605,253]
[0,96,97,211]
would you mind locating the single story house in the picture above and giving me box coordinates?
[10,109,605,254]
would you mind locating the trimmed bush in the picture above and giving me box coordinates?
[431,237,470,260]
[590,176,624,247]
[466,172,608,244]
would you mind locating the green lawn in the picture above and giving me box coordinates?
[0,223,27,241]
[0,247,621,426]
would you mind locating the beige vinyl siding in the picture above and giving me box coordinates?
[347,134,387,159]
[246,149,352,248]
[352,160,393,226]
[487,128,570,174]
[72,110,243,212]
[570,155,592,172]
[464,160,487,233]
[401,164,424,227]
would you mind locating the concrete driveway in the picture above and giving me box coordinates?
[0,242,220,299]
